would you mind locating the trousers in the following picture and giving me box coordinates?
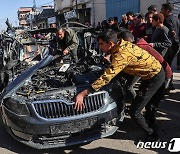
[130,68,165,135]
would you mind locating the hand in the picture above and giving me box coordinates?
[169,31,176,40]
[63,49,69,55]
[104,54,111,62]
[74,90,89,111]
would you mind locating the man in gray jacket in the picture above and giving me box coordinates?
[51,27,79,62]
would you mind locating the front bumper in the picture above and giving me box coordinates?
[1,99,124,149]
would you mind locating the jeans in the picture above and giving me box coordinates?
[130,68,165,135]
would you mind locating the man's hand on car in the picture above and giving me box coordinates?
[74,89,89,111]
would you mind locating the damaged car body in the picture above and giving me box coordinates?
[0,23,125,149]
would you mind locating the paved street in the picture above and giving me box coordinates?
[0,0,180,153]
[0,58,179,154]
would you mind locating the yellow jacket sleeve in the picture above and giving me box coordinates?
[91,49,130,91]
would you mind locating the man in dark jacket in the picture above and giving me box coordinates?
[161,3,180,90]
[161,3,180,66]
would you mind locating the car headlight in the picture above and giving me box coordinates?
[3,98,30,116]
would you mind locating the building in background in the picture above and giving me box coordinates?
[27,6,55,29]
[168,0,180,17]
[54,0,141,27]
[54,0,140,27]
[54,0,106,27]
[18,0,179,29]
[106,0,139,22]
[34,6,55,29]
[18,7,33,28]
[47,16,56,28]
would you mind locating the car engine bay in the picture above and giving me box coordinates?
[15,54,106,101]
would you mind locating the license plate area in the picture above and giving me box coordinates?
[50,117,98,134]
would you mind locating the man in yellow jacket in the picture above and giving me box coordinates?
[75,29,165,142]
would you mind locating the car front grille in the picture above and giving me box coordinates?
[32,91,107,119]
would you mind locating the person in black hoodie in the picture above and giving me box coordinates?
[161,3,180,90]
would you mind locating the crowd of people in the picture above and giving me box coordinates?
[20,2,179,144]
[95,3,180,90]
[74,3,180,143]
